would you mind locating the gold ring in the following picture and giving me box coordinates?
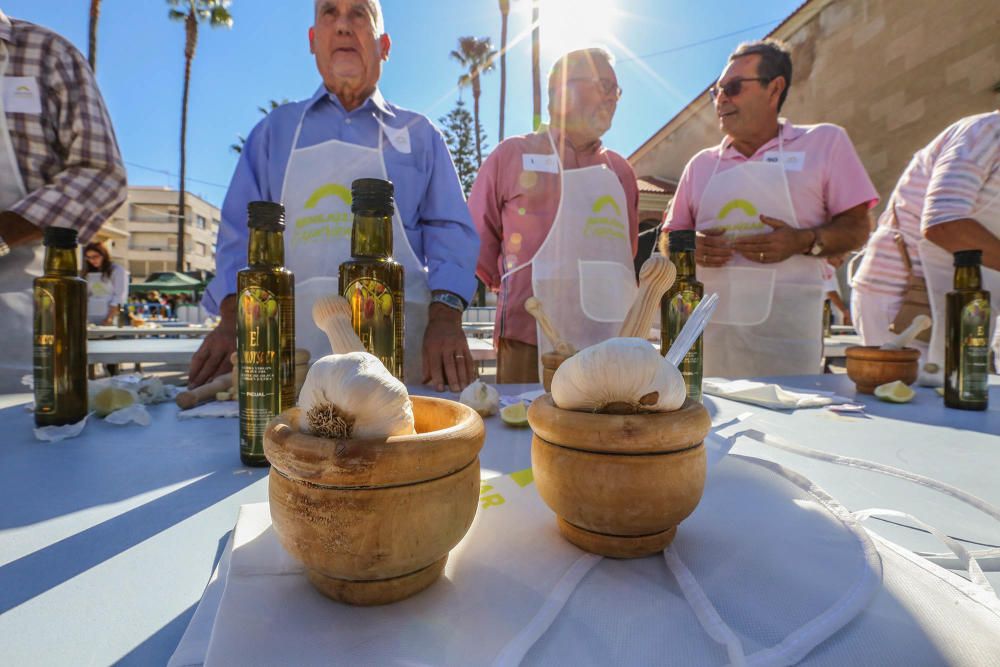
[759,252,765,262]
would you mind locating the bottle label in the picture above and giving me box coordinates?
[238,286,282,459]
[345,277,400,375]
[33,286,56,412]
[958,297,990,401]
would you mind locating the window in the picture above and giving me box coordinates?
[196,242,207,256]
[196,215,207,230]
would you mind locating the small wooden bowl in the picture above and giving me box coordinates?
[844,345,920,394]
[527,394,710,558]
[264,396,485,605]
[540,352,573,392]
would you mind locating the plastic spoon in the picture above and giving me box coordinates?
[664,293,719,367]
[881,314,931,350]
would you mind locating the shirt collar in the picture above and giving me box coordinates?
[0,11,13,44]
[545,124,605,158]
[308,84,396,118]
[719,118,803,159]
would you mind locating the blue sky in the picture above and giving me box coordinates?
[7,0,802,207]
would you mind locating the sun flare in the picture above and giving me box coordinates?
[521,0,622,57]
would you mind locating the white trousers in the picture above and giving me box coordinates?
[0,243,44,392]
[850,288,928,358]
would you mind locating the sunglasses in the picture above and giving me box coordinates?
[567,77,622,100]
[709,76,771,100]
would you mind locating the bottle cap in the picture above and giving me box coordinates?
[668,229,696,253]
[351,178,394,216]
[953,249,982,267]
[43,227,78,248]
[247,201,285,231]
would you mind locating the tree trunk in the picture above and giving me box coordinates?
[177,12,198,272]
[531,0,541,131]
[472,75,482,166]
[499,9,508,142]
[88,0,101,72]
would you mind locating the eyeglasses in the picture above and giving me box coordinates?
[567,77,622,100]
[709,77,771,100]
[85,254,102,260]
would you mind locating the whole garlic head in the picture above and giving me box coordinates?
[459,379,500,416]
[298,352,415,439]
[551,338,686,413]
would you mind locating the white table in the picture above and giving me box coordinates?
[822,333,862,360]
[87,338,204,366]
[1,378,998,664]
[88,325,213,340]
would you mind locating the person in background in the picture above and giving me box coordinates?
[851,111,999,365]
[823,256,851,328]
[82,241,128,325]
[0,9,127,391]
[190,0,478,391]
[661,39,877,378]
[470,47,639,382]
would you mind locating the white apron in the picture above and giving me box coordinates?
[918,184,1000,367]
[86,272,113,324]
[502,132,637,380]
[0,38,38,392]
[280,107,429,382]
[696,129,824,378]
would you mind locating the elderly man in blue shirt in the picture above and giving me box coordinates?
[189,0,479,392]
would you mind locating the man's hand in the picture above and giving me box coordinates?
[422,302,476,392]
[187,294,236,388]
[732,215,811,264]
[695,228,733,267]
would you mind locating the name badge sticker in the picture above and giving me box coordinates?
[3,77,42,114]
[762,150,805,172]
[522,153,559,174]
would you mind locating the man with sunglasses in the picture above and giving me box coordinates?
[470,47,639,382]
[661,39,877,378]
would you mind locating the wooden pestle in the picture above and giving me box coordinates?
[312,295,366,354]
[882,314,931,350]
[176,373,233,410]
[525,297,575,356]
[618,255,677,339]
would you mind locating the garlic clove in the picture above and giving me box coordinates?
[459,379,500,417]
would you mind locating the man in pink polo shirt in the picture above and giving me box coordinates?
[662,39,878,378]
[470,47,639,383]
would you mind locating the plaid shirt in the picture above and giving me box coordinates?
[1,12,126,242]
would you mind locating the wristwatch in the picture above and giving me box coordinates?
[805,229,824,256]
[0,233,9,257]
[431,291,466,312]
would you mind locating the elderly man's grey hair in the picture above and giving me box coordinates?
[313,0,385,35]
[547,46,615,96]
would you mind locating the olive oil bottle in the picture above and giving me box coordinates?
[944,249,991,410]
[237,201,295,465]
[33,227,88,426]
[339,178,404,379]
[660,230,704,402]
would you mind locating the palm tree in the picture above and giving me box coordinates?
[498,0,509,142]
[531,0,541,131]
[87,0,101,72]
[167,0,233,271]
[231,99,289,154]
[450,36,496,166]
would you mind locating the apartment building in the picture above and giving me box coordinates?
[101,186,221,281]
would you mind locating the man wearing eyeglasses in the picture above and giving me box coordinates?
[470,47,639,382]
[661,39,877,378]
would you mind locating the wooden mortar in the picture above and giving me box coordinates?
[540,352,572,392]
[527,394,710,558]
[844,345,920,394]
[264,396,484,605]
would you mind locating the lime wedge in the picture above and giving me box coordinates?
[500,401,529,427]
[93,386,136,417]
[873,380,915,404]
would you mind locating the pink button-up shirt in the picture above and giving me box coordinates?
[663,122,878,234]
[470,127,639,346]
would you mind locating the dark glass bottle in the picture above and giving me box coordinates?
[237,201,295,465]
[33,227,88,426]
[339,178,405,379]
[944,249,990,410]
[660,230,704,402]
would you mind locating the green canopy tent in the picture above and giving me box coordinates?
[129,271,205,295]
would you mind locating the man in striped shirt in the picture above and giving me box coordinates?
[0,10,127,391]
[851,111,1000,351]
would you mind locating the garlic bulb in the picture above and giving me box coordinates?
[551,338,686,413]
[298,352,415,439]
[459,380,500,416]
